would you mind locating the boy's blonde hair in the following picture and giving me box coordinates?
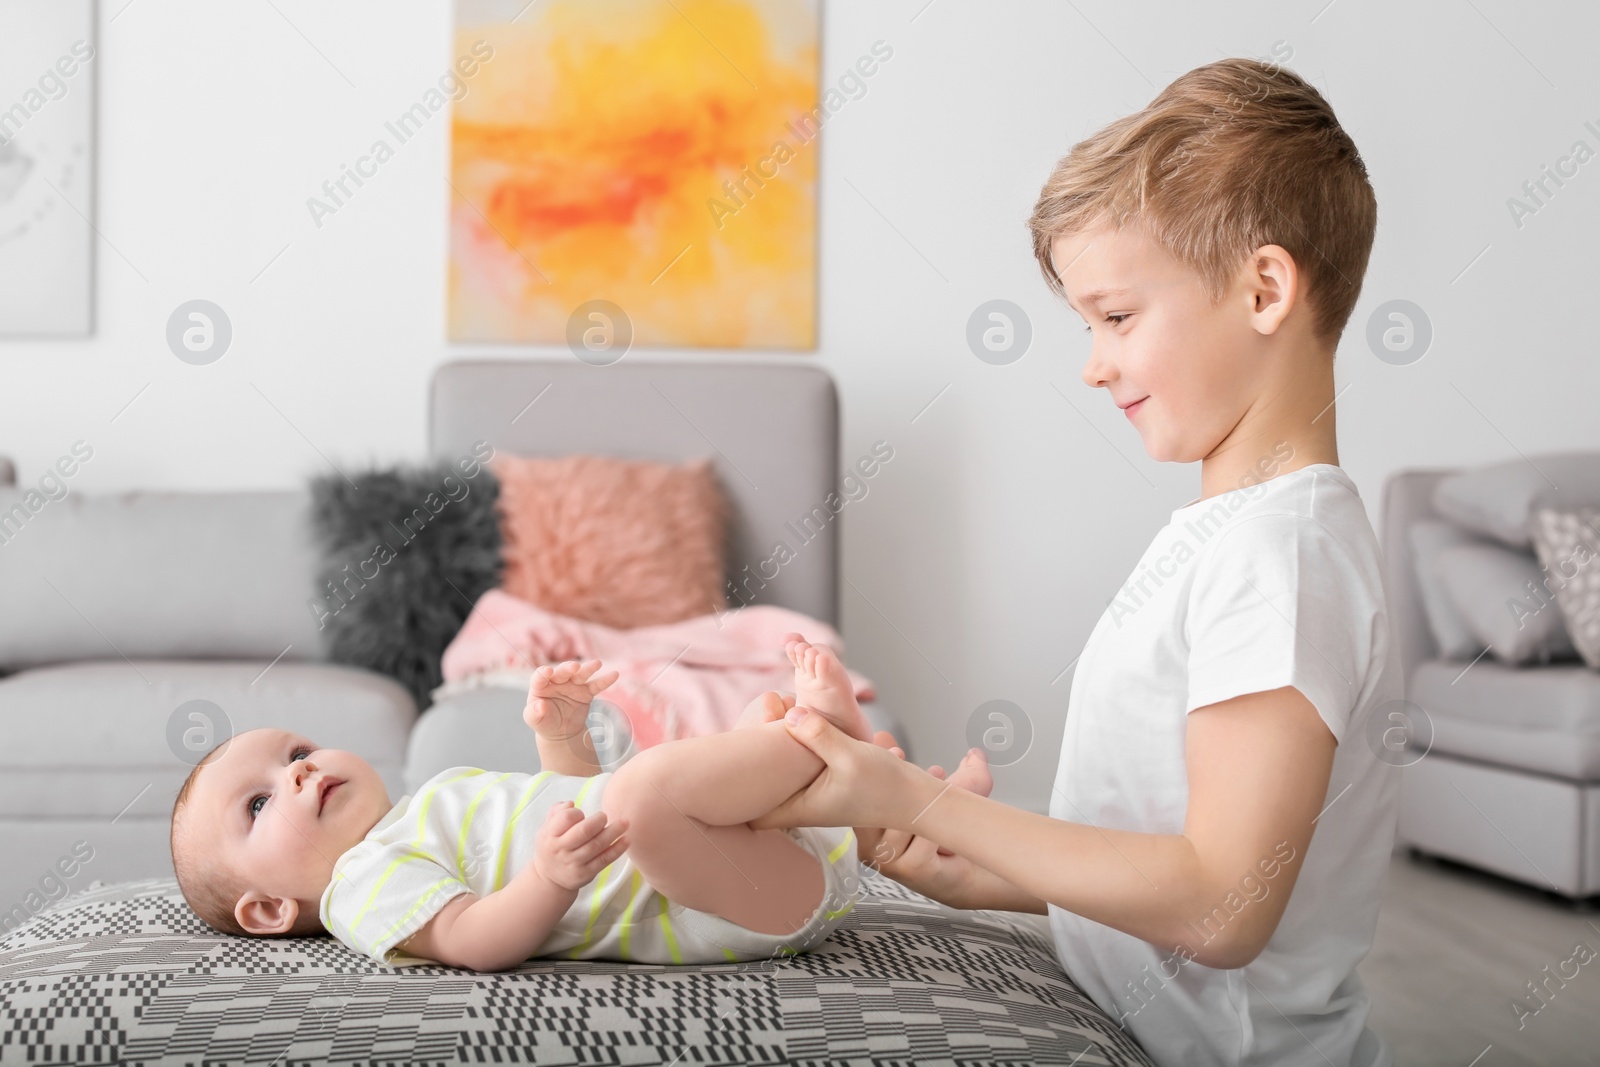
[1028,56,1377,346]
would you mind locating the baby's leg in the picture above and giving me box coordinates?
[602,720,831,937]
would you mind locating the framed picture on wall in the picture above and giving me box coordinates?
[0,0,96,337]
[448,0,820,351]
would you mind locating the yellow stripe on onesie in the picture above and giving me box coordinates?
[321,767,865,968]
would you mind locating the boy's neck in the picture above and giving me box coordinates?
[1197,347,1340,503]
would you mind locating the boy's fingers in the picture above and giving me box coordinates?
[782,705,848,757]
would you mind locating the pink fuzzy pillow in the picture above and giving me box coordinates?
[491,453,730,629]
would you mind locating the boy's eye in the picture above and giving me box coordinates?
[247,746,315,821]
[1084,313,1130,332]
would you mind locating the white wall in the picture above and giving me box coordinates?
[4,0,1597,810]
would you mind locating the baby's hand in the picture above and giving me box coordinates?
[534,802,629,892]
[524,659,621,742]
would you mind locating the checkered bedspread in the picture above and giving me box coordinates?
[0,869,1155,1066]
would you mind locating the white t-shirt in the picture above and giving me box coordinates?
[1048,463,1401,1067]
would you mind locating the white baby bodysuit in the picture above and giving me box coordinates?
[1050,463,1402,1066]
[320,766,863,968]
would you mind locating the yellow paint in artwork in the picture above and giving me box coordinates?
[449,0,818,349]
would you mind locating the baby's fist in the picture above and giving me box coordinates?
[533,802,629,892]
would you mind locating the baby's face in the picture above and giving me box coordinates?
[182,728,393,928]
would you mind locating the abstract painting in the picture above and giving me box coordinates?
[0,0,96,336]
[449,0,819,350]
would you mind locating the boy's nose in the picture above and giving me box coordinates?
[1080,346,1116,390]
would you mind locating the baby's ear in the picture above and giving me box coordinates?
[235,891,301,936]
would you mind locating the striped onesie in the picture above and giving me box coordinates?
[320,766,864,968]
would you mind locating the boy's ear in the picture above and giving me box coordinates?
[1245,243,1298,335]
[236,891,302,936]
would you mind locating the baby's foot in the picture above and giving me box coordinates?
[784,634,873,743]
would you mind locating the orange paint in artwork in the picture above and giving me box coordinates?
[449,0,819,349]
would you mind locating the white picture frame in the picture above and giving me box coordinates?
[0,0,97,337]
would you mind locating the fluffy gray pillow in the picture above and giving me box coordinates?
[1434,542,1577,665]
[308,461,503,710]
[1433,453,1600,548]
[1528,506,1600,670]
[1408,520,1489,660]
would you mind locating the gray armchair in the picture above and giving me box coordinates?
[1382,467,1600,900]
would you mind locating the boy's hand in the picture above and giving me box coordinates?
[533,802,629,892]
[524,659,621,741]
[865,826,980,909]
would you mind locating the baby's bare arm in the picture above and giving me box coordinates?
[534,730,603,778]
[397,869,578,972]
[399,805,628,972]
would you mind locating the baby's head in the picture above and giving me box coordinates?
[169,728,393,938]
[1028,56,1377,462]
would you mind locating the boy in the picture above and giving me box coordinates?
[169,639,991,971]
[754,57,1400,1066]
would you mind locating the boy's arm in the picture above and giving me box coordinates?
[891,686,1335,968]
[769,685,1335,969]
[862,827,1049,914]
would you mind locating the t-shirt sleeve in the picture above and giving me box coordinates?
[1184,511,1376,743]
[321,842,474,968]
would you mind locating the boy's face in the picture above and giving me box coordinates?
[1053,224,1271,464]
[182,728,392,932]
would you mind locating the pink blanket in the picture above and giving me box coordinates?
[439,589,876,749]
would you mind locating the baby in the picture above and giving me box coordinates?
[169,637,991,971]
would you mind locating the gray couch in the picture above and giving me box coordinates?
[0,359,902,917]
[1382,466,1600,900]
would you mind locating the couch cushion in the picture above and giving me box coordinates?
[308,461,503,711]
[1528,505,1600,670]
[1407,519,1490,660]
[1434,542,1578,665]
[1433,451,1600,548]
[1408,659,1600,778]
[0,489,326,671]
[0,661,416,818]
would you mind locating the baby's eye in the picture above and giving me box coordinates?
[247,747,315,820]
